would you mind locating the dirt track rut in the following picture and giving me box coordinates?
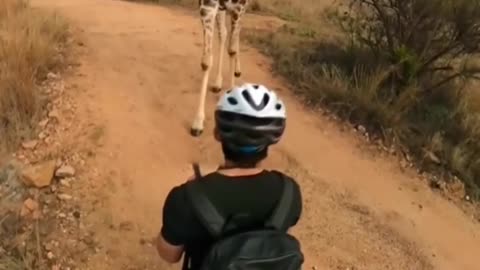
[32,0,480,269]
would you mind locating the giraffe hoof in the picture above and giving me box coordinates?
[234,72,242,78]
[190,128,203,137]
[210,86,222,93]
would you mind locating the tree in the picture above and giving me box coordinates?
[331,0,480,90]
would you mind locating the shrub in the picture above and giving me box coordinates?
[330,0,480,88]
[328,0,480,196]
[249,0,480,198]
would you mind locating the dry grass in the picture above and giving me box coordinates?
[0,257,23,270]
[126,0,332,22]
[249,0,334,22]
[1,1,67,266]
[0,0,68,153]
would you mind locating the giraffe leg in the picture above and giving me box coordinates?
[228,10,243,89]
[211,9,227,94]
[191,6,217,137]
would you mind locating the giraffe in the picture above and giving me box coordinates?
[190,0,249,137]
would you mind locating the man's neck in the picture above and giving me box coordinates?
[217,161,264,177]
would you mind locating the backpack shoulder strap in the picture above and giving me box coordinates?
[192,162,202,179]
[265,170,295,231]
[185,181,226,238]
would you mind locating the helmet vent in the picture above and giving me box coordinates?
[227,97,238,105]
[275,103,282,110]
[242,90,269,111]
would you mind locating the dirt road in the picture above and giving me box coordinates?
[32,0,480,269]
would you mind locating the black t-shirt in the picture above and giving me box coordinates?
[160,170,303,270]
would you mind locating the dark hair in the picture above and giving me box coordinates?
[221,143,268,168]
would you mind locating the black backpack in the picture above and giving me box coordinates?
[184,164,304,270]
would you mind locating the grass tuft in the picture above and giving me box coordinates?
[0,0,68,153]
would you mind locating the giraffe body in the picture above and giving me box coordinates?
[191,0,249,136]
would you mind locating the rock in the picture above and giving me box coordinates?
[48,109,60,120]
[59,179,71,187]
[357,125,366,134]
[20,206,31,217]
[39,119,49,128]
[20,198,39,217]
[55,165,75,178]
[57,193,73,201]
[53,97,62,106]
[38,132,48,140]
[23,198,39,211]
[47,251,54,260]
[20,160,56,188]
[22,140,38,150]
[47,72,58,80]
[44,136,52,145]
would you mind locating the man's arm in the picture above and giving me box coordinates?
[155,233,184,263]
[156,185,191,264]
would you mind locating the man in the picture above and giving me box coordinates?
[156,83,303,270]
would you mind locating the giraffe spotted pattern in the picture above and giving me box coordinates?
[191,0,249,136]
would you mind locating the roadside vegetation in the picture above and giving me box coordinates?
[0,0,68,153]
[247,0,480,200]
[1,0,68,269]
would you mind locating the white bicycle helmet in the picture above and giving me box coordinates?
[215,83,286,150]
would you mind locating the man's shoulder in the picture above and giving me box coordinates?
[266,170,300,186]
[202,170,298,184]
[164,183,187,206]
[200,169,293,178]
[267,169,294,179]
[174,170,300,194]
